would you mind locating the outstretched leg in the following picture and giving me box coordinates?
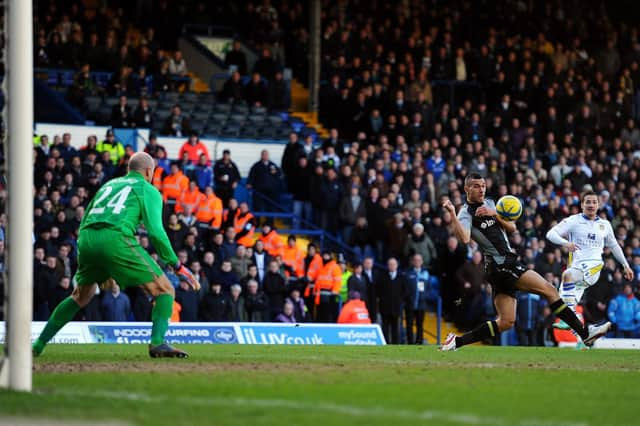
[441,294,516,351]
[515,270,594,341]
[33,282,99,356]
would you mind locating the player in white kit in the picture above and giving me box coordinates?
[546,190,634,333]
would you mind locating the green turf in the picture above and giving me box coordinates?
[1,345,639,426]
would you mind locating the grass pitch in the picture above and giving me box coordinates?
[1,345,639,426]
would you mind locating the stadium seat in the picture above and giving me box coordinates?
[86,95,103,111]
[267,115,283,127]
[229,113,247,124]
[214,103,232,113]
[105,97,119,107]
[251,106,267,115]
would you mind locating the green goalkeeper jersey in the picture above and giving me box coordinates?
[80,171,178,267]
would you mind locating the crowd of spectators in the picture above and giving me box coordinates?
[18,0,640,343]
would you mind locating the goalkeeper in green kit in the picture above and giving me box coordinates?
[33,152,200,358]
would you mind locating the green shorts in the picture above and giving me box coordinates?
[74,227,164,288]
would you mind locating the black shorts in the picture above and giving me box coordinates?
[486,259,527,298]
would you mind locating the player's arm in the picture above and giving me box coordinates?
[141,185,179,266]
[605,222,634,281]
[476,201,516,233]
[141,185,200,290]
[495,215,517,233]
[443,199,470,244]
[545,218,578,252]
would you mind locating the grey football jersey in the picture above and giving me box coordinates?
[457,199,514,264]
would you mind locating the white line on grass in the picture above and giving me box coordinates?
[48,388,587,426]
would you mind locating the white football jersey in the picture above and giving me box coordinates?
[549,214,617,266]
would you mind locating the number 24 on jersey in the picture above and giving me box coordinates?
[88,185,132,215]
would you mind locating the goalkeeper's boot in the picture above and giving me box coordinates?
[583,321,611,347]
[552,320,570,330]
[148,343,189,359]
[439,333,458,351]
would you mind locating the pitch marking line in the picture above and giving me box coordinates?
[49,389,587,426]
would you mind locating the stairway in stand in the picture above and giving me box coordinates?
[289,79,329,138]
[421,311,461,346]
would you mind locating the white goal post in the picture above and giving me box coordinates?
[0,0,34,391]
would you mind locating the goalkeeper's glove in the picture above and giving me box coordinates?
[175,262,201,291]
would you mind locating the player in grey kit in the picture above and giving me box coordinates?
[440,174,610,350]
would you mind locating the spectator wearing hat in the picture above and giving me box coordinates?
[338,291,371,324]
[404,223,438,272]
[97,129,125,165]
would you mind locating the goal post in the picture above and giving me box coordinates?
[0,0,34,392]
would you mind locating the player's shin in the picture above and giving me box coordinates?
[151,293,174,346]
[33,297,81,354]
[550,299,588,340]
[456,320,499,348]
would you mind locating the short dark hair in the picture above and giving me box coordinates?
[581,190,598,202]
[464,173,484,186]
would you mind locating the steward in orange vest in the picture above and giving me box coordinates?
[175,181,203,215]
[195,186,223,231]
[313,251,342,322]
[259,223,284,258]
[282,235,305,279]
[152,162,165,191]
[337,291,372,324]
[162,163,189,203]
[234,202,256,247]
[304,243,323,298]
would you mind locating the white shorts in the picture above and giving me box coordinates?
[567,260,604,286]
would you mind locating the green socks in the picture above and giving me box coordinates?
[33,297,81,355]
[33,293,175,353]
[151,293,174,346]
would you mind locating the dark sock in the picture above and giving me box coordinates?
[550,299,588,339]
[456,320,499,348]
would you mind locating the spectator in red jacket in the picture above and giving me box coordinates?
[178,132,210,165]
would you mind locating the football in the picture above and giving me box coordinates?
[496,195,523,221]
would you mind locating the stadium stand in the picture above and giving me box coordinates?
[21,0,640,345]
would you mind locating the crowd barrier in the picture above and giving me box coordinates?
[0,322,386,346]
